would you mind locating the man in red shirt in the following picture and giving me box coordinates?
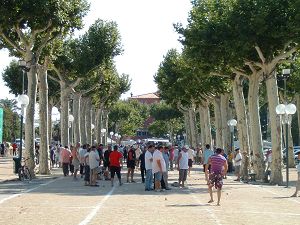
[109,145,123,187]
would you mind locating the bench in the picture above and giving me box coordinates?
[249,173,256,181]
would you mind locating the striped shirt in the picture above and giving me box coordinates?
[210,154,226,173]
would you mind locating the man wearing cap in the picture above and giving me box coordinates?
[109,145,123,187]
[177,147,189,188]
[234,148,242,181]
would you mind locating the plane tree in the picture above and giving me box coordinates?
[0,0,89,173]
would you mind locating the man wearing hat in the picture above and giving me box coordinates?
[177,146,189,188]
[234,148,242,181]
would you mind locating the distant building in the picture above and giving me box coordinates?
[129,92,160,139]
[129,92,160,105]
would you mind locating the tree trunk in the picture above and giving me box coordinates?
[48,101,53,145]
[198,107,206,148]
[233,75,250,179]
[103,110,109,146]
[266,71,283,185]
[202,101,212,148]
[25,55,37,176]
[73,93,81,145]
[248,75,264,179]
[91,106,96,145]
[95,108,101,144]
[60,81,70,147]
[188,108,197,148]
[80,97,87,144]
[184,111,190,146]
[283,123,295,168]
[37,64,50,174]
[86,97,92,145]
[213,96,223,148]
[221,93,231,154]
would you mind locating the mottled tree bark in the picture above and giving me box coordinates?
[248,75,264,179]
[221,93,231,154]
[37,63,49,174]
[266,71,283,185]
[213,96,223,149]
[233,75,250,179]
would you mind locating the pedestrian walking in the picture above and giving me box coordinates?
[60,147,71,176]
[162,146,171,190]
[89,146,100,187]
[109,145,123,187]
[203,144,214,173]
[234,148,242,181]
[103,146,112,180]
[153,146,166,192]
[127,146,136,183]
[145,145,154,191]
[84,148,90,186]
[71,145,80,180]
[139,148,146,183]
[79,144,87,178]
[187,147,195,176]
[205,148,228,206]
[177,147,189,188]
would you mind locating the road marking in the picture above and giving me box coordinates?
[78,186,115,225]
[191,193,222,225]
[0,177,62,205]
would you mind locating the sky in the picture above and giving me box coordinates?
[0,0,192,100]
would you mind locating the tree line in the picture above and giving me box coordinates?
[154,0,300,185]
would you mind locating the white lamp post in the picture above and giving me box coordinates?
[68,115,74,145]
[100,128,106,145]
[110,131,114,145]
[227,119,237,152]
[17,94,29,160]
[276,68,297,187]
[276,103,297,187]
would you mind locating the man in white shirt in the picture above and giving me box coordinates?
[178,147,189,188]
[89,146,100,186]
[187,147,195,176]
[153,146,166,192]
[234,148,242,181]
[145,145,154,191]
[78,143,87,178]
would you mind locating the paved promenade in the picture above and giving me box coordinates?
[1,157,300,225]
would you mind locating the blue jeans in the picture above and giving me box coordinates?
[145,169,153,190]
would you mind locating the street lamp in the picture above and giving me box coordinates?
[17,94,29,160]
[110,131,114,145]
[101,128,106,145]
[276,103,297,187]
[68,114,74,145]
[227,119,237,153]
[275,68,297,187]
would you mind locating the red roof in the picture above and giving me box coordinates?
[130,93,159,99]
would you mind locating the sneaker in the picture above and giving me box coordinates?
[119,183,123,186]
[165,187,171,190]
